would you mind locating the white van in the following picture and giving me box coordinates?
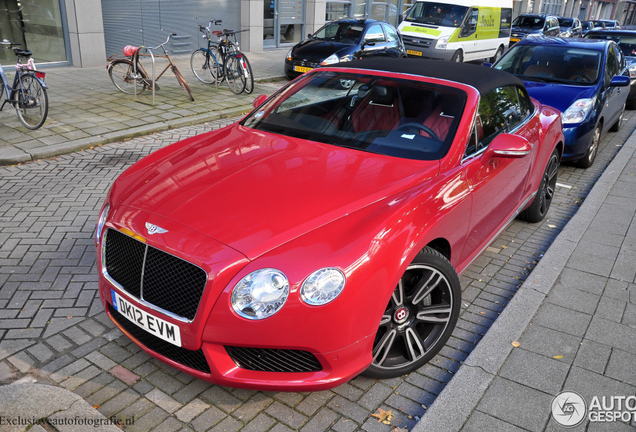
[398,0,512,62]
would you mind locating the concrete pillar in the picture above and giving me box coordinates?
[64,0,106,67]
[241,0,264,52]
[306,0,327,35]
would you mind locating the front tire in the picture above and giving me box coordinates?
[363,247,461,379]
[610,103,625,132]
[13,74,48,130]
[451,50,463,62]
[518,147,559,223]
[575,125,600,168]
[190,49,215,84]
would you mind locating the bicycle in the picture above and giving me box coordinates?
[0,40,48,130]
[107,33,194,101]
[190,21,253,94]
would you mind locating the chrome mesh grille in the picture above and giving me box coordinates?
[225,346,323,373]
[104,229,207,321]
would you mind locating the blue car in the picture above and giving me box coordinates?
[492,37,630,168]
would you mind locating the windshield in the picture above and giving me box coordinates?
[582,21,593,30]
[405,2,468,27]
[495,45,602,85]
[312,22,363,44]
[586,33,636,57]
[242,71,467,161]
[512,16,545,29]
[558,18,573,27]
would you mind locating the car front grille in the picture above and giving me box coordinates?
[293,60,319,68]
[225,346,323,373]
[109,304,210,373]
[404,36,432,48]
[104,228,208,321]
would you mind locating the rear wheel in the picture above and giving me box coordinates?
[238,54,254,94]
[13,74,48,130]
[363,247,461,379]
[575,125,600,168]
[518,147,559,223]
[490,45,504,63]
[225,55,246,94]
[108,59,146,95]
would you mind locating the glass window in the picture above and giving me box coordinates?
[326,2,351,21]
[405,2,469,28]
[364,24,385,43]
[474,90,507,151]
[383,24,399,43]
[512,16,546,29]
[462,8,478,37]
[313,22,363,44]
[605,44,619,84]
[242,71,467,161]
[0,0,68,64]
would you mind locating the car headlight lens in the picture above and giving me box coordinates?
[321,54,339,66]
[562,98,594,124]
[231,269,289,319]
[301,268,346,306]
[286,48,293,61]
[629,64,636,78]
[96,204,109,245]
[435,36,449,50]
[559,31,571,37]
[526,33,541,38]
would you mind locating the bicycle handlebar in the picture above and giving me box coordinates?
[146,33,176,50]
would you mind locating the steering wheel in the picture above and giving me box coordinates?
[397,122,441,141]
[569,72,591,82]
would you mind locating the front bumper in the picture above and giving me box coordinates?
[403,41,455,60]
[285,59,320,79]
[562,122,595,161]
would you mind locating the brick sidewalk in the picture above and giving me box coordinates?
[0,49,288,165]
[416,123,636,431]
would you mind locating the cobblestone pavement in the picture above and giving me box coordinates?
[0,49,288,164]
[0,112,635,432]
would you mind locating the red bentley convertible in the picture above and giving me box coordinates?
[96,58,564,391]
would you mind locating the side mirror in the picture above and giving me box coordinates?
[253,94,267,108]
[482,62,493,67]
[398,14,404,23]
[482,134,532,163]
[363,40,375,47]
[610,75,630,87]
[307,33,312,39]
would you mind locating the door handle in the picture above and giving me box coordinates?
[475,34,478,39]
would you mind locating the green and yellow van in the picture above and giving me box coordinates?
[398,0,512,62]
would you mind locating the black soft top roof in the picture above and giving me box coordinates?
[329,57,524,96]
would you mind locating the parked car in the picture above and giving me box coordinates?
[557,16,582,37]
[96,58,563,391]
[510,14,560,45]
[600,19,621,29]
[398,0,512,62]
[585,29,636,108]
[581,20,605,36]
[284,19,405,80]
[492,37,629,168]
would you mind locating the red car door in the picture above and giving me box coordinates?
[460,86,535,266]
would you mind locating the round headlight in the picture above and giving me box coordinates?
[231,269,289,319]
[96,204,109,244]
[301,268,346,306]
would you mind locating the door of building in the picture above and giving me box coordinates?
[264,0,304,48]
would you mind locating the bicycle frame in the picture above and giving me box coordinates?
[0,61,47,112]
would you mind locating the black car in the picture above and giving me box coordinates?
[557,16,582,37]
[284,19,406,80]
[510,14,560,45]
[586,29,636,108]
[581,20,606,36]
[600,19,621,29]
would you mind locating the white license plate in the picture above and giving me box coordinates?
[111,290,182,347]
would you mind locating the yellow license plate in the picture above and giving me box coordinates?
[294,66,313,73]
[407,49,423,56]
[510,38,520,42]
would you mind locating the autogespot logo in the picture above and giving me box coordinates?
[552,391,587,427]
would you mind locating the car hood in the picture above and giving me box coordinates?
[522,80,597,112]
[111,123,438,259]
[292,40,352,61]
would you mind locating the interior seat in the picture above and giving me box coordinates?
[350,86,400,132]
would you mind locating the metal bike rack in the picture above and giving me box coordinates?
[133,47,157,105]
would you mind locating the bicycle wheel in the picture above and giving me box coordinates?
[237,53,254,94]
[208,46,224,84]
[172,66,194,101]
[108,59,147,95]
[12,74,48,130]
[224,55,246,94]
[190,49,215,84]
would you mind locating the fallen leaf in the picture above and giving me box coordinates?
[66,316,73,319]
[511,341,521,347]
[93,404,100,409]
[372,408,393,423]
[501,245,508,249]
[553,355,563,359]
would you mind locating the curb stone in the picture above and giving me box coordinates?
[412,132,636,432]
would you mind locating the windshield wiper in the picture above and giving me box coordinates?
[516,74,549,82]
